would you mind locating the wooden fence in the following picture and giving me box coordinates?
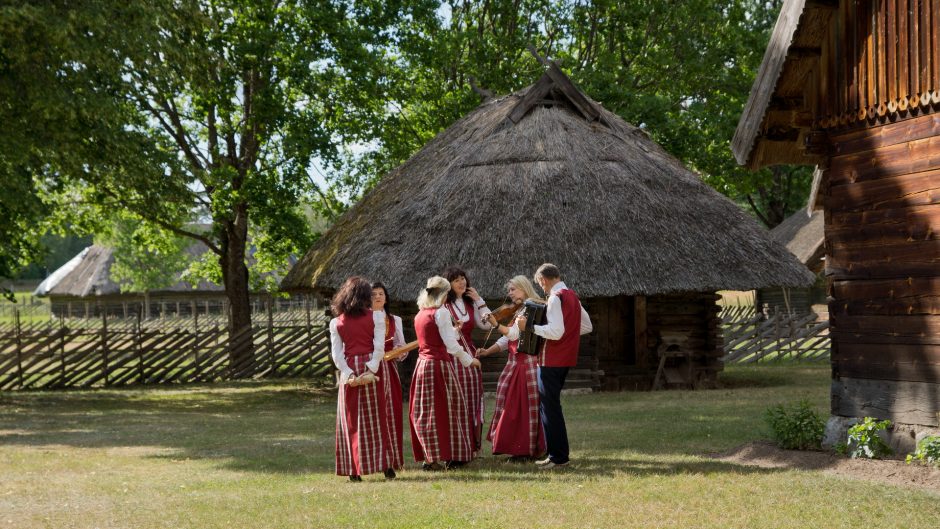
[0,302,333,390]
[720,305,830,364]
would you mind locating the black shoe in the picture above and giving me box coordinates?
[421,462,444,472]
[444,460,465,470]
[384,468,396,480]
[349,475,362,482]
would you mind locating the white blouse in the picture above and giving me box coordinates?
[375,311,407,361]
[447,297,493,331]
[433,306,475,367]
[329,311,386,383]
[495,310,523,352]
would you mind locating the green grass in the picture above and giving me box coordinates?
[0,364,937,528]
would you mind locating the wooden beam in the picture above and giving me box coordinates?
[505,73,554,124]
[544,62,600,122]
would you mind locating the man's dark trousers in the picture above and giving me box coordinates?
[538,366,570,464]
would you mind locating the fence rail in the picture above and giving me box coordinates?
[0,301,333,390]
[720,306,830,364]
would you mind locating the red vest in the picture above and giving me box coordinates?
[446,299,476,355]
[335,311,376,359]
[383,313,396,353]
[415,308,450,361]
[541,289,582,367]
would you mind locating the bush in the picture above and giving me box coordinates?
[846,417,893,459]
[906,435,940,468]
[764,400,824,450]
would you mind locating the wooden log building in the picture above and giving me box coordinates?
[283,63,813,393]
[756,209,827,314]
[734,0,940,433]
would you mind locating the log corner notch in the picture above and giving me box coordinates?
[504,44,604,127]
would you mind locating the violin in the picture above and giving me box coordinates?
[487,300,523,325]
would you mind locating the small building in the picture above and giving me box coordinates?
[757,209,826,315]
[283,64,813,392]
[34,244,279,319]
[733,0,940,435]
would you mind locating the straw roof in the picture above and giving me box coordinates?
[34,244,223,297]
[282,67,814,300]
[770,210,824,273]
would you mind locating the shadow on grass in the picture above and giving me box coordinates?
[0,365,831,477]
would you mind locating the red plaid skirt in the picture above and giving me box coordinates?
[335,354,396,476]
[409,356,472,463]
[487,350,546,457]
[452,353,484,454]
[378,359,404,469]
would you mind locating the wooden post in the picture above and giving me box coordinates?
[305,296,312,340]
[267,296,275,376]
[136,311,144,384]
[14,309,24,388]
[633,295,647,369]
[59,316,67,386]
[101,310,109,385]
[192,299,200,382]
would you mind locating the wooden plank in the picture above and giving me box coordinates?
[835,355,940,383]
[832,313,940,336]
[827,238,940,273]
[829,202,940,227]
[829,135,940,184]
[911,0,921,105]
[544,62,600,122]
[921,0,931,94]
[934,0,940,91]
[864,0,875,117]
[505,73,554,125]
[832,377,940,425]
[826,169,940,211]
[877,0,888,112]
[826,211,940,249]
[888,0,898,102]
[899,0,910,103]
[847,0,859,112]
[831,112,940,154]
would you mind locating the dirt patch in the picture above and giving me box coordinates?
[712,441,940,493]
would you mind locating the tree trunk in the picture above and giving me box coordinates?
[221,207,254,378]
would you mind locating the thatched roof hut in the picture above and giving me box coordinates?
[283,67,811,298]
[284,65,813,390]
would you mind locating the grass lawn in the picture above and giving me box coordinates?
[0,364,937,528]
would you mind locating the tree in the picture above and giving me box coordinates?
[356,0,806,227]
[0,0,429,372]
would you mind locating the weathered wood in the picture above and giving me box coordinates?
[832,376,939,426]
[505,73,554,125]
[829,136,940,185]
[826,239,940,276]
[826,169,940,211]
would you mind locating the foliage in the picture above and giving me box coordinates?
[764,400,825,450]
[906,435,940,468]
[846,417,893,459]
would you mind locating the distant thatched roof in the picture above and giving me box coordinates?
[34,244,223,297]
[282,67,814,300]
[770,210,824,273]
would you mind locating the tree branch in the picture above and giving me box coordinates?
[745,194,772,228]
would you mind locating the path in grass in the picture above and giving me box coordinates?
[1,364,937,528]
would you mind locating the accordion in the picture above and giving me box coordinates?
[517,300,547,356]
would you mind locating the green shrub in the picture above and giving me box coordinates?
[906,435,940,468]
[846,417,893,459]
[764,400,824,450]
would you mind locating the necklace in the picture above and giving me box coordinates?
[450,298,467,318]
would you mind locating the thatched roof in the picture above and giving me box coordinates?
[34,244,223,297]
[282,67,814,300]
[770,210,824,273]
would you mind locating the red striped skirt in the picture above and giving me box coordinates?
[487,351,546,457]
[409,356,472,463]
[452,353,484,454]
[378,359,404,469]
[335,354,395,476]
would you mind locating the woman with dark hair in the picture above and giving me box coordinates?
[410,276,481,471]
[442,266,493,460]
[370,281,406,473]
[330,276,394,482]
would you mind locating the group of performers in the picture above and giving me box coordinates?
[329,263,593,481]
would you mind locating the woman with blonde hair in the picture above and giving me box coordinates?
[477,275,546,462]
[410,275,482,471]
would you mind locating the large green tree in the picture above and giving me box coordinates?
[357,0,806,227]
[0,0,430,371]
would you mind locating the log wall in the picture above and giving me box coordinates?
[825,111,940,426]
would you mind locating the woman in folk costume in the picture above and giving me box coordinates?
[477,276,547,462]
[410,275,482,471]
[370,281,406,473]
[442,266,493,461]
[330,276,395,482]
